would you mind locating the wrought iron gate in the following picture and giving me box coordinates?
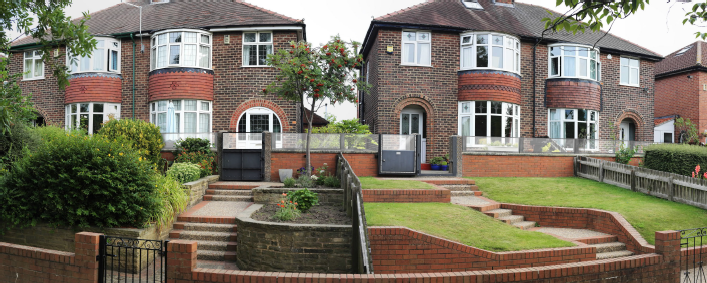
[378,134,420,176]
[680,227,706,283]
[98,235,168,283]
[220,132,264,181]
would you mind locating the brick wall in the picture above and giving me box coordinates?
[148,69,214,101]
[655,71,704,142]
[462,154,642,177]
[458,70,521,104]
[65,74,122,104]
[0,232,100,283]
[270,152,377,180]
[545,78,601,110]
[362,189,451,203]
[9,48,67,126]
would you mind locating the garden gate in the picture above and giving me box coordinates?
[220,132,265,181]
[680,227,706,283]
[97,235,168,283]
[378,134,420,176]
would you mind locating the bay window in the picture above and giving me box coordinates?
[65,102,121,134]
[243,31,273,66]
[402,30,431,66]
[458,101,520,138]
[23,50,44,80]
[620,57,640,86]
[67,37,120,74]
[548,44,600,81]
[460,32,520,74]
[548,109,598,140]
[151,30,211,70]
[150,100,212,134]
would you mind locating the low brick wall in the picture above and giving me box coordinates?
[253,188,344,206]
[270,151,377,181]
[462,153,642,177]
[234,204,353,273]
[362,189,451,203]
[183,175,220,207]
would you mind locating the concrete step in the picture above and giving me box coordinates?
[208,183,259,190]
[596,250,634,260]
[484,209,513,218]
[170,230,238,242]
[206,189,253,196]
[498,215,524,224]
[440,185,480,191]
[513,221,537,230]
[203,195,253,202]
[173,222,237,233]
[451,191,483,197]
[192,240,237,252]
[589,242,627,253]
[197,250,237,261]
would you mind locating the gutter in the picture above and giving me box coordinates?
[655,65,707,79]
[130,33,136,119]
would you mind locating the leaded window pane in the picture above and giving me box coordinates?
[199,46,210,68]
[184,45,197,66]
[249,114,269,133]
[199,113,209,132]
[201,102,209,111]
[158,46,167,68]
[490,116,502,137]
[259,33,272,42]
[492,46,503,68]
[505,117,513,138]
[259,45,272,65]
[184,113,196,133]
[475,101,487,113]
[461,116,470,136]
[401,114,409,135]
[184,32,197,43]
[490,101,502,114]
[184,100,197,111]
[403,32,416,42]
[170,32,182,43]
[411,114,420,134]
[80,103,90,113]
[476,34,487,44]
[169,45,180,65]
[476,46,488,67]
[158,101,167,111]
[492,35,503,46]
[173,100,182,111]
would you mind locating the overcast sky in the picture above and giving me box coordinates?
[8,0,704,121]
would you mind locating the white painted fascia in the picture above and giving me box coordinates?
[209,26,303,32]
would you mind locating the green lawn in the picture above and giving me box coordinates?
[364,202,575,252]
[359,177,437,189]
[471,177,707,245]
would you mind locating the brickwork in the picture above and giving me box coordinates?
[65,74,122,104]
[458,70,521,104]
[362,189,451,203]
[270,152,377,180]
[462,154,641,177]
[9,48,67,126]
[148,69,214,101]
[229,98,291,132]
[545,78,601,110]
[253,188,343,206]
[655,71,704,142]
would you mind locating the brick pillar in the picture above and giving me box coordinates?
[73,232,101,283]
[655,230,681,283]
[167,240,197,281]
[264,131,272,182]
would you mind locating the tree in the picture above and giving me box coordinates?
[0,0,96,133]
[264,35,371,176]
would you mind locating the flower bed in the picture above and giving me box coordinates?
[251,203,350,225]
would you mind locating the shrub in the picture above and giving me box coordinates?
[0,132,160,230]
[615,143,638,164]
[98,118,164,163]
[429,156,443,165]
[283,177,296,188]
[151,174,189,228]
[322,176,340,188]
[644,143,707,176]
[287,188,319,212]
[167,163,202,184]
[174,150,216,178]
[175,137,211,154]
[273,193,300,221]
[0,124,42,169]
[295,175,315,188]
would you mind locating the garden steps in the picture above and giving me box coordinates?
[438,184,480,192]
[513,221,537,230]
[192,240,238,252]
[208,182,259,190]
[498,215,525,225]
[467,200,538,230]
[172,222,237,233]
[206,189,252,196]
[595,249,634,259]
[170,230,238,242]
[204,195,253,202]
[203,187,254,202]
[450,191,483,197]
[197,250,238,261]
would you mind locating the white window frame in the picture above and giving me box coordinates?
[242,31,274,67]
[460,32,520,74]
[23,50,44,80]
[401,30,432,67]
[462,0,483,9]
[548,108,598,140]
[458,101,520,145]
[235,107,283,149]
[65,102,121,134]
[620,57,640,87]
[548,44,600,81]
[67,37,121,74]
[150,99,212,134]
[150,29,212,71]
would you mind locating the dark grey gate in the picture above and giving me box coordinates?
[680,227,706,283]
[378,134,420,176]
[98,235,168,283]
[219,132,264,181]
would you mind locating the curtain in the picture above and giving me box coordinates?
[418,43,430,65]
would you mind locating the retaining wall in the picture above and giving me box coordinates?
[183,175,220,207]
[253,188,344,206]
[269,151,377,181]
[362,189,451,203]
[462,154,642,177]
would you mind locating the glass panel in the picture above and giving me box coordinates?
[184,45,197,66]
[169,32,182,43]
[506,104,513,115]
[579,58,587,77]
[629,59,639,67]
[551,57,559,76]
[550,46,560,56]
[417,43,430,65]
[476,34,487,44]
[621,66,629,84]
[93,103,104,113]
[411,114,420,134]
[476,46,488,67]
[152,114,155,124]
[259,44,272,65]
[564,56,576,76]
[80,114,89,131]
[578,122,587,139]
[664,132,672,143]
[403,32,416,42]
[490,116,502,137]
[34,60,42,77]
[199,113,209,132]
[184,32,197,43]
[80,103,89,113]
[550,121,560,138]
[259,33,272,42]
[462,36,471,44]
[71,115,77,130]
[173,100,181,110]
[71,104,77,114]
[516,52,520,72]
[273,116,281,134]
[492,35,503,46]
[462,47,473,68]
[92,114,103,134]
[590,123,596,139]
[565,109,574,120]
[81,56,90,71]
[417,32,430,41]
[244,33,256,43]
[249,114,269,133]
[590,111,596,121]
[201,35,209,44]
[461,102,470,114]
[158,101,167,111]
[563,46,576,56]
[504,117,512,137]
[590,61,597,80]
[475,101,487,113]
[462,116,470,136]
[93,46,104,71]
[111,50,118,71]
[506,38,513,48]
[175,113,180,133]
[492,46,503,68]
[201,102,209,111]
[515,106,519,116]
[199,46,210,68]
[24,59,32,78]
[151,103,155,112]
[404,43,415,63]
[550,109,559,120]
[169,45,180,65]
[564,122,575,139]
[578,109,587,121]
[630,68,639,85]
[504,48,513,70]
[184,113,196,133]
[401,114,409,135]
[474,115,487,136]
[184,100,197,111]
[158,34,167,45]
[238,115,246,133]
[490,101,502,114]
[244,45,254,66]
[158,46,167,68]
[578,47,588,57]
[515,118,519,137]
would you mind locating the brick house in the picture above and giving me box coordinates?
[358,0,662,159]
[654,41,707,143]
[9,0,306,149]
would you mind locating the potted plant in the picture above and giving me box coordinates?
[429,157,443,170]
[440,161,448,171]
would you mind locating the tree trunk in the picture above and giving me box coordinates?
[305,98,315,176]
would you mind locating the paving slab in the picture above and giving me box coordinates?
[535,227,611,239]
[451,196,491,206]
[188,201,252,217]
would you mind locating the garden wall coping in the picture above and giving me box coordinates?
[462,152,644,157]
[252,188,344,206]
[271,149,377,154]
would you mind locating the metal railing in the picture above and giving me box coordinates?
[462,136,658,154]
[161,132,216,150]
[98,235,168,282]
[273,133,379,151]
[679,227,706,283]
[337,153,373,274]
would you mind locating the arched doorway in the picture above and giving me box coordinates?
[235,107,282,149]
[619,118,636,142]
[400,105,426,163]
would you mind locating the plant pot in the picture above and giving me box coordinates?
[430,164,441,170]
[440,165,449,171]
[279,169,293,182]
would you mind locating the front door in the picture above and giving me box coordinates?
[401,109,426,163]
[236,108,282,149]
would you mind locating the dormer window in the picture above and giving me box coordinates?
[462,0,483,9]
[67,37,121,74]
[151,29,212,70]
[460,32,520,74]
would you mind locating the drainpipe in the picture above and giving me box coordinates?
[131,33,136,119]
[532,38,539,137]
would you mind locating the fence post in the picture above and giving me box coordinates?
[668,177,674,202]
[340,133,346,151]
[574,139,580,154]
[518,137,524,153]
[630,169,636,192]
[599,162,605,183]
[573,156,577,177]
[263,131,272,182]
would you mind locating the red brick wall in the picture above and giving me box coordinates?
[462,154,642,177]
[655,71,702,142]
[545,78,601,110]
[270,152,377,180]
[65,75,122,104]
[0,232,100,283]
[458,70,521,104]
[362,189,450,203]
[9,48,67,126]
[148,69,214,102]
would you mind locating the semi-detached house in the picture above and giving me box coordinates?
[9,0,306,149]
[358,0,663,160]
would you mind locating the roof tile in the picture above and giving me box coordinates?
[655,41,705,76]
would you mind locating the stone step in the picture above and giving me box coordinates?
[170,230,238,242]
[498,215,524,224]
[440,185,480,191]
[596,250,634,260]
[451,191,483,197]
[192,240,238,252]
[208,183,259,190]
[197,250,237,261]
[173,222,237,233]
[206,189,253,196]
[484,209,513,218]
[513,221,537,230]
[203,195,253,202]
[589,242,627,253]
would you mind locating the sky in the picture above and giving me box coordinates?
[8,0,705,121]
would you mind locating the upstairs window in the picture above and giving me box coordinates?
[68,37,121,74]
[23,50,44,80]
[243,32,273,66]
[402,30,431,66]
[151,30,211,70]
[549,44,600,81]
[620,57,640,86]
[460,32,520,74]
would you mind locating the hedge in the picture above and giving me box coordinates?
[643,143,707,176]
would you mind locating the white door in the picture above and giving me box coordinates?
[620,121,630,142]
[236,108,282,149]
[400,109,426,163]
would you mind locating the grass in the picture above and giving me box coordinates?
[364,202,575,252]
[359,177,437,190]
[471,177,707,245]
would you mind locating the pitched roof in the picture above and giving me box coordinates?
[11,0,303,47]
[655,41,707,77]
[654,115,677,127]
[303,109,329,127]
[364,0,661,60]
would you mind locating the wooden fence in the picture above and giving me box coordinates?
[575,156,707,210]
[337,153,374,274]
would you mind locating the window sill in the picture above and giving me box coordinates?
[547,76,600,83]
[241,65,274,68]
[22,77,45,81]
[70,71,122,75]
[619,83,641,88]
[460,67,521,76]
[400,64,433,68]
